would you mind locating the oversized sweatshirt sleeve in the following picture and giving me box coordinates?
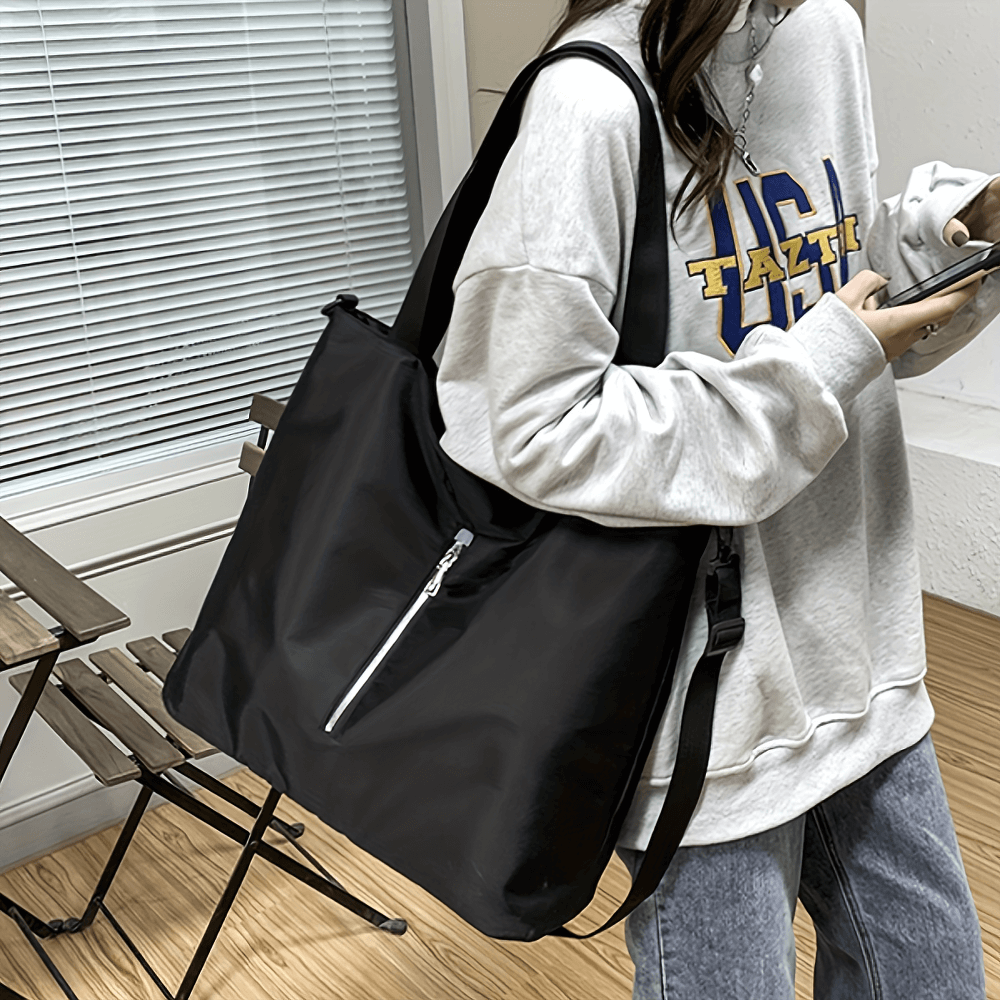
[863,161,1000,379]
[436,59,888,529]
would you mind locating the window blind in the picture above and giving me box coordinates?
[0,0,418,500]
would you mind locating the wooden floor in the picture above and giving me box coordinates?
[1,594,997,999]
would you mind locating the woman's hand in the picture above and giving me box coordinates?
[836,270,982,363]
[944,177,1000,247]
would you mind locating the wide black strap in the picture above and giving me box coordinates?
[390,42,669,367]
[551,527,745,939]
[389,40,738,938]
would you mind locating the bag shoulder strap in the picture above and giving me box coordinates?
[390,42,668,368]
[551,528,746,939]
[392,42,745,937]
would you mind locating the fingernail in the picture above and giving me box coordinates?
[944,218,971,248]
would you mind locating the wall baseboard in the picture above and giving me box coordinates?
[0,754,241,876]
[927,591,1000,628]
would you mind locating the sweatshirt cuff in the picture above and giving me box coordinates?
[790,293,887,407]
[918,171,999,252]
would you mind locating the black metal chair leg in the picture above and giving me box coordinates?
[0,652,58,787]
[173,786,283,1000]
[0,756,409,1000]
[1,892,59,939]
[98,902,172,1000]
[254,839,407,935]
[143,771,405,933]
[59,784,155,934]
[171,763,340,885]
[7,904,80,1000]
[173,762,305,842]
[2,652,66,1000]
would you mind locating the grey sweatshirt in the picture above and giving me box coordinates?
[436,0,1000,848]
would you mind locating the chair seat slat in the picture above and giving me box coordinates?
[162,629,192,653]
[55,659,185,774]
[0,593,59,668]
[9,671,140,786]
[127,637,177,683]
[90,649,217,760]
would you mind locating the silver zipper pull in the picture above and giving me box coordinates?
[424,529,475,597]
[323,528,474,734]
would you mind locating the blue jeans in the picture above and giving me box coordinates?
[617,735,986,999]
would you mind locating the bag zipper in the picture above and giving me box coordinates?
[323,529,475,734]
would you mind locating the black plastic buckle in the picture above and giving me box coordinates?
[710,526,735,571]
[321,293,360,317]
[706,616,746,656]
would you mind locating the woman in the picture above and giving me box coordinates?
[437,0,999,995]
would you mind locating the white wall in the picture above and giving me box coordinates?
[866,0,1000,616]
[426,0,474,202]
[462,0,564,148]
[867,0,1000,411]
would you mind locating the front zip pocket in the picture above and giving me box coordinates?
[323,528,475,734]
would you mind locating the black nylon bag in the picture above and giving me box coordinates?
[163,43,744,942]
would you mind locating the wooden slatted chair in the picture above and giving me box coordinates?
[1,395,406,1000]
[0,517,132,999]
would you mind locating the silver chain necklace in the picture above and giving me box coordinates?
[732,15,763,175]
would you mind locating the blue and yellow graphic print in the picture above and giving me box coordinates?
[686,158,862,355]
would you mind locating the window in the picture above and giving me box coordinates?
[1,0,421,501]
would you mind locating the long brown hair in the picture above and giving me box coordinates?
[547,0,742,225]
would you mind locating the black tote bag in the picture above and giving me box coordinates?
[163,42,745,942]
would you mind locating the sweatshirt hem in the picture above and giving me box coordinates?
[617,678,935,850]
[641,669,927,785]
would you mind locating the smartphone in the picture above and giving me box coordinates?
[879,241,1000,309]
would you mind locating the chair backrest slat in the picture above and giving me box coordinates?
[249,394,286,431]
[0,517,130,642]
[240,442,265,478]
